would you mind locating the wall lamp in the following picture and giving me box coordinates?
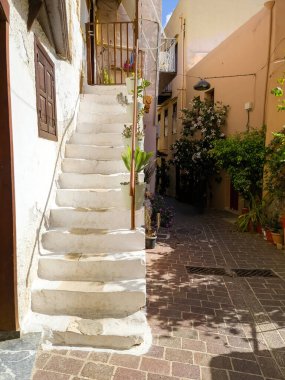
[193,78,211,91]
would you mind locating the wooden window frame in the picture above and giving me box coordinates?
[34,37,58,141]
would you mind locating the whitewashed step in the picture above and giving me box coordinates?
[84,85,126,95]
[62,158,125,174]
[69,132,123,147]
[80,93,123,105]
[66,144,124,160]
[41,228,145,253]
[56,189,122,208]
[31,278,146,318]
[76,122,129,134]
[22,311,147,349]
[58,173,130,189]
[50,207,144,229]
[38,251,145,281]
[79,101,125,115]
[78,112,131,125]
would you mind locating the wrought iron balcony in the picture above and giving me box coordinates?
[159,38,177,94]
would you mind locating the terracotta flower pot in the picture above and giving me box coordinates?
[271,232,283,246]
[256,224,262,234]
[265,229,274,244]
[280,216,285,229]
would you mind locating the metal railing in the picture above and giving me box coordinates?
[86,21,144,85]
[159,38,177,73]
[130,2,139,230]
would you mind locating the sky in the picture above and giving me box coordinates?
[162,0,179,27]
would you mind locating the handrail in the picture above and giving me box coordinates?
[130,0,139,230]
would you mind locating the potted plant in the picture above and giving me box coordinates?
[269,214,283,246]
[125,74,143,95]
[122,125,144,149]
[121,146,153,210]
[236,197,264,233]
[122,124,132,147]
[145,206,158,249]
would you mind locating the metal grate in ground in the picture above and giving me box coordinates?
[232,268,279,278]
[186,266,227,276]
[186,266,280,278]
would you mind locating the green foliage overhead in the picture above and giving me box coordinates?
[122,146,153,173]
[265,128,285,201]
[211,128,266,201]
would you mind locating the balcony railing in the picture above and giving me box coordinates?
[159,38,176,73]
[86,21,144,85]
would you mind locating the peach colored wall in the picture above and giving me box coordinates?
[158,0,265,197]
[159,1,285,209]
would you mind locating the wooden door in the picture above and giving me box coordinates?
[0,0,18,332]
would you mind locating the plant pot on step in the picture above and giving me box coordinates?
[271,232,283,246]
[125,77,142,95]
[121,182,146,210]
[265,229,274,244]
[145,235,157,249]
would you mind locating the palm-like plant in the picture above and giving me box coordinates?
[122,146,153,183]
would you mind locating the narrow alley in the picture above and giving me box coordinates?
[31,200,285,380]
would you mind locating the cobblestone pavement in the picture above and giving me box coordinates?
[31,201,285,380]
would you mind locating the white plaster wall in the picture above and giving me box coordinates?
[8,0,84,325]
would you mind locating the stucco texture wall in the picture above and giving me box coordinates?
[8,0,84,325]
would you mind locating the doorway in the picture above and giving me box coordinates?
[0,0,18,332]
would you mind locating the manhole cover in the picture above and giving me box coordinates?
[186,266,226,276]
[232,269,279,278]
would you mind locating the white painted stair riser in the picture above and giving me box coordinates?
[22,311,148,350]
[38,251,146,281]
[50,208,144,229]
[41,229,145,253]
[58,173,130,189]
[56,189,122,208]
[79,102,125,115]
[83,85,127,95]
[77,112,131,125]
[69,132,123,146]
[61,159,126,175]
[76,123,130,134]
[65,144,124,160]
[31,279,146,318]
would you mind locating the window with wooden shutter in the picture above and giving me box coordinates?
[34,37,57,141]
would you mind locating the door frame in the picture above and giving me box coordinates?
[0,0,19,332]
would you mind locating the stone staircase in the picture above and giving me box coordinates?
[23,85,149,350]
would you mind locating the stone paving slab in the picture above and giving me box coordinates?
[30,202,285,379]
[0,333,40,380]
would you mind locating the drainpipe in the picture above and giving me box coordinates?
[179,17,186,109]
[263,0,275,126]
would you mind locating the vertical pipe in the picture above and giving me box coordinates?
[120,22,123,83]
[263,1,275,126]
[107,23,110,84]
[100,23,103,84]
[130,1,140,230]
[113,22,114,84]
[126,23,127,77]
